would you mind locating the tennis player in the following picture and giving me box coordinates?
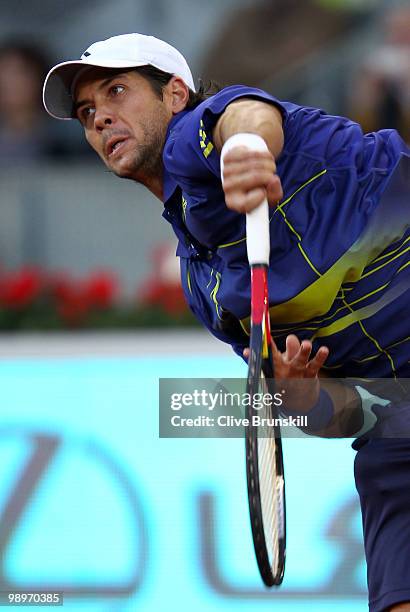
[43,34,410,611]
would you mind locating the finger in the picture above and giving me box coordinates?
[270,337,281,356]
[223,148,274,164]
[223,169,278,194]
[291,340,313,367]
[285,334,301,361]
[305,346,329,375]
[225,187,267,213]
[223,158,277,179]
[266,175,283,206]
[243,347,250,360]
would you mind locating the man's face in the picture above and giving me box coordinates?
[74,68,174,182]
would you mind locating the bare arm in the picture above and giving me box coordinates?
[213,99,285,213]
[317,372,364,438]
[213,98,284,158]
[222,104,362,435]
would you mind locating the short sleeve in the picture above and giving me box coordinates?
[163,85,288,189]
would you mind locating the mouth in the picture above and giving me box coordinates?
[106,136,129,159]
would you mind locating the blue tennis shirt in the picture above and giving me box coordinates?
[161,86,410,378]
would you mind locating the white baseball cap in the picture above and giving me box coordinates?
[43,33,195,120]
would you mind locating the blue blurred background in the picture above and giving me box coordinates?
[0,333,365,610]
[1,0,409,609]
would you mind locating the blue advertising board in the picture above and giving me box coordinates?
[0,352,367,610]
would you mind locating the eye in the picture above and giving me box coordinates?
[109,84,125,96]
[79,106,95,125]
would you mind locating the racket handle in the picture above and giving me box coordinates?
[220,133,270,266]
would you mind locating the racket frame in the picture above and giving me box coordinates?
[245,264,286,587]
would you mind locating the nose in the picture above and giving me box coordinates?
[94,106,115,132]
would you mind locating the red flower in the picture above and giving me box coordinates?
[137,241,188,316]
[0,268,43,309]
[51,278,88,326]
[47,270,118,326]
[47,272,74,302]
[83,271,117,309]
[138,281,187,315]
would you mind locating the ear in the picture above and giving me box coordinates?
[166,76,190,114]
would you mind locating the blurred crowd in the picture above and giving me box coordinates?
[202,0,365,89]
[0,0,410,168]
[0,1,408,324]
[348,4,410,141]
[0,2,408,170]
[0,39,93,167]
[201,1,410,143]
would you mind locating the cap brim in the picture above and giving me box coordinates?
[43,59,148,120]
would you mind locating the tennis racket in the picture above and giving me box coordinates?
[244,136,286,587]
[221,133,286,587]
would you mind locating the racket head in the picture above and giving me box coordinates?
[246,369,286,586]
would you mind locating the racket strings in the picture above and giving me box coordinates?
[256,376,282,575]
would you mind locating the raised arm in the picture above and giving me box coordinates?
[213,99,284,213]
[213,98,284,157]
[218,101,364,437]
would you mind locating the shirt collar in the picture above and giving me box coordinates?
[162,110,190,204]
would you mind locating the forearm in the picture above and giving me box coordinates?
[315,378,364,438]
[283,376,364,438]
[213,99,284,159]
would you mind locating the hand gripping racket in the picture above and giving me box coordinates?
[221,133,286,587]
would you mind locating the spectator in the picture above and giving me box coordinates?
[200,0,366,89]
[0,39,91,166]
[349,5,410,142]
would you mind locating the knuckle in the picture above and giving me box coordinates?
[247,188,266,205]
[225,147,247,161]
[223,162,242,177]
[225,194,246,213]
[246,173,271,191]
[223,176,235,190]
[225,171,256,190]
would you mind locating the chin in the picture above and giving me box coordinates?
[107,157,137,179]
[113,167,135,179]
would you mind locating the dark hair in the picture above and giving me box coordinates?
[135,64,221,109]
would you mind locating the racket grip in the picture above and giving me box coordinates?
[220,133,270,266]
